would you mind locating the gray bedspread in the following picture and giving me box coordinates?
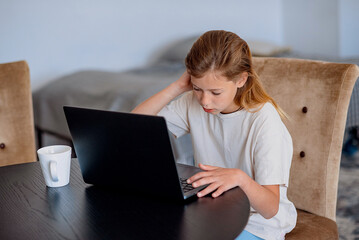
[33,62,185,135]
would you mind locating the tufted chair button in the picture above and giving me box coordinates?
[300,151,305,158]
[0,143,5,149]
[302,106,308,113]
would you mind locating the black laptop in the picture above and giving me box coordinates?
[63,106,207,201]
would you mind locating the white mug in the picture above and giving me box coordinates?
[37,145,72,187]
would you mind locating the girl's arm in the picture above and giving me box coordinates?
[131,71,192,115]
[187,164,280,219]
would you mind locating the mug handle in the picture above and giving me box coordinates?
[49,161,59,182]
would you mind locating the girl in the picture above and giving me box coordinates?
[132,30,297,240]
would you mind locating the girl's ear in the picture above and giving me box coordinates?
[236,72,248,88]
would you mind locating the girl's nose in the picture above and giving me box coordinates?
[200,93,211,107]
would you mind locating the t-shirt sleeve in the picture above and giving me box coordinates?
[252,109,293,187]
[157,92,192,138]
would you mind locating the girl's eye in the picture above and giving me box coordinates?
[212,92,221,96]
[193,87,200,91]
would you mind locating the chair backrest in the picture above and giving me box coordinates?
[252,57,359,221]
[0,60,36,166]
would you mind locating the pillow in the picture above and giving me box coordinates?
[247,40,291,57]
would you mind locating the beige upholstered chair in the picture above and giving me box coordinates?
[252,57,359,239]
[0,60,36,166]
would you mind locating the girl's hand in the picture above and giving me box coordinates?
[173,71,192,93]
[187,163,242,198]
[132,70,192,115]
[188,164,280,219]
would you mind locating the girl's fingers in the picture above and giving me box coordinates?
[212,185,227,198]
[192,176,216,188]
[197,183,220,198]
[188,165,221,184]
[198,163,218,171]
[187,171,209,183]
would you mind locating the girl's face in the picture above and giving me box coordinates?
[191,71,247,114]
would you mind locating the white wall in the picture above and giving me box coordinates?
[0,0,282,91]
[283,0,359,59]
[339,0,359,58]
[282,0,339,58]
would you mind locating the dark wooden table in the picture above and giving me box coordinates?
[0,159,250,240]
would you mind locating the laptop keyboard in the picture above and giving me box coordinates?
[180,178,196,193]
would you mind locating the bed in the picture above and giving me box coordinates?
[33,36,199,164]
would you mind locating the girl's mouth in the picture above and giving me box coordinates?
[203,107,214,113]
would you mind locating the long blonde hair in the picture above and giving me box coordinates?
[185,30,287,119]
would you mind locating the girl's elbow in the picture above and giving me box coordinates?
[263,205,279,219]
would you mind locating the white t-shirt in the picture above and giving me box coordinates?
[158,92,297,240]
